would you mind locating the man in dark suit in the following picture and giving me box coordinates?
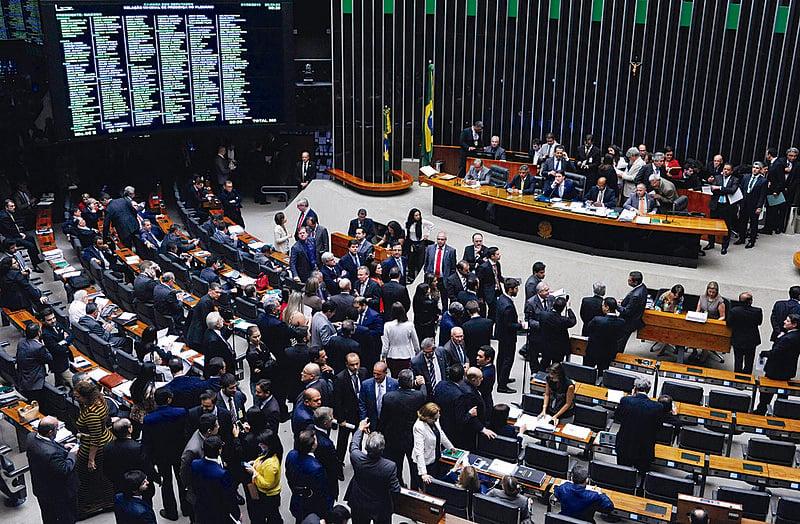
[764,148,788,235]
[114,470,158,524]
[183,176,209,214]
[735,162,769,248]
[142,388,189,520]
[306,215,329,265]
[377,369,426,489]
[704,163,740,254]
[381,244,408,285]
[290,227,317,283]
[26,416,78,524]
[253,379,281,434]
[615,377,663,475]
[202,312,236,379]
[139,218,163,252]
[463,232,488,271]
[104,419,157,501]
[575,134,601,186]
[286,431,333,521]
[439,302,463,347]
[219,180,244,227]
[333,352,368,462]
[584,297,627,373]
[727,292,762,374]
[433,364,466,439]
[755,313,800,414]
[410,338,448,400]
[477,247,503,319]
[294,198,319,240]
[458,121,484,177]
[639,152,667,190]
[424,231,458,308]
[185,284,221,348]
[191,436,240,524]
[313,407,343,501]
[339,240,366,282]
[523,261,546,303]
[495,278,523,393]
[381,268,410,321]
[295,150,317,191]
[348,208,376,238]
[535,297,577,370]
[354,297,385,368]
[454,367,497,450]
[445,260,471,306]
[292,387,321,436]
[770,286,800,341]
[358,362,398,424]
[442,326,469,367]
[153,273,184,330]
[617,271,648,352]
[476,346,496,419]
[483,135,507,160]
[213,145,235,187]
[39,308,73,388]
[15,322,52,403]
[579,283,606,336]
[345,422,401,524]
[187,391,234,446]
[165,358,209,409]
[541,146,575,180]
[216,373,247,421]
[326,319,361,370]
[354,266,382,312]
[584,177,617,207]
[133,262,159,303]
[457,277,484,316]
[103,187,141,247]
[320,253,345,296]
[78,302,131,351]
[81,235,117,271]
[462,301,493,364]
[0,199,44,267]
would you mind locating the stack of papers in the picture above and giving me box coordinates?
[606,389,626,403]
[55,428,74,443]
[634,216,651,225]
[488,459,517,476]
[117,312,137,322]
[248,241,266,251]
[88,368,110,382]
[124,255,141,264]
[685,311,708,323]
[195,250,211,258]
[179,349,200,360]
[228,225,245,235]
[562,424,592,440]
[233,319,256,330]
[42,249,63,260]
[508,406,523,420]
[71,356,93,371]
[617,209,638,222]
[62,270,83,278]
[235,275,257,287]
[54,266,77,275]
[112,380,134,398]
[158,334,180,347]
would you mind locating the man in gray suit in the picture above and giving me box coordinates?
[78,302,131,351]
[15,322,52,403]
[345,421,401,524]
[26,416,79,524]
[464,159,492,186]
[180,413,219,514]
[310,302,337,350]
[524,281,555,373]
[306,215,330,265]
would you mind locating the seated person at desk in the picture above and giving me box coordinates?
[348,208,376,239]
[543,172,577,200]
[376,220,405,248]
[159,224,199,254]
[78,302,132,351]
[464,159,491,186]
[654,284,685,313]
[623,183,657,215]
[212,221,236,247]
[483,136,507,160]
[506,165,536,195]
[554,464,614,523]
[487,476,532,524]
[139,219,162,251]
[649,173,678,211]
[200,256,237,294]
[487,404,519,438]
[540,362,575,425]
[584,177,617,207]
[447,465,491,495]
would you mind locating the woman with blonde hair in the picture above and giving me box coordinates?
[282,290,311,322]
[412,402,453,487]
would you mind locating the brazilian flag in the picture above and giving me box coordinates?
[420,62,434,166]
[383,106,392,174]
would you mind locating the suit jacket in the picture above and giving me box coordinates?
[478,363,496,417]
[442,339,469,367]
[41,323,72,374]
[619,284,648,330]
[543,179,577,200]
[585,314,627,366]
[459,127,482,151]
[445,272,467,303]
[345,429,401,517]
[308,225,330,262]
[358,377,399,423]
[623,193,657,213]
[191,457,240,524]
[740,174,769,211]
[483,145,507,160]
[523,275,543,303]
[185,294,216,347]
[114,493,157,524]
[81,245,114,269]
[326,335,361,371]
[358,305,385,337]
[214,154,233,185]
[285,450,331,519]
[329,292,355,322]
[477,260,503,306]
[727,305,762,348]
[166,375,209,409]
[187,405,233,444]
[575,144,601,170]
[320,264,343,295]
[255,395,281,434]
[410,349,448,399]
[348,217,376,238]
[0,269,41,310]
[295,160,318,187]
[381,257,408,284]
[203,328,236,378]
[584,185,617,207]
[355,279,382,312]
[334,366,368,425]
[433,380,463,441]
[381,281,410,320]
[0,209,24,239]
[763,330,800,381]
[454,381,487,449]
[525,295,555,327]
[378,388,427,451]
[216,390,247,421]
[462,316,494,363]
[579,295,605,336]
[423,244,457,280]
[290,241,316,282]
[463,245,489,271]
[542,156,575,176]
[534,309,577,360]
[104,438,155,492]
[315,428,342,500]
[103,196,140,242]
[339,252,365,281]
[708,173,740,211]
[615,393,664,471]
[16,338,52,392]
[291,403,315,436]
[465,165,492,185]
[142,405,189,465]
[153,282,182,318]
[495,295,521,340]
[767,158,787,195]
[25,433,78,506]
[770,299,800,341]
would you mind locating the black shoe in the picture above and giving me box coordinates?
[507,378,516,383]
[733,238,746,245]
[703,244,715,250]
[497,386,517,394]
[160,510,179,521]
[31,266,44,273]
[698,250,706,257]
[720,248,728,255]
[518,349,528,358]
[758,228,773,235]
[745,242,755,248]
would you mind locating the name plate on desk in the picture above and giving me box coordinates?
[645,504,668,515]
[681,452,701,462]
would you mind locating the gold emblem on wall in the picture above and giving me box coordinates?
[538,221,552,239]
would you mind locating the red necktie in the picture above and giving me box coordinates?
[297,211,305,232]
[434,247,443,277]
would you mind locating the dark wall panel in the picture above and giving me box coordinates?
[332,0,800,178]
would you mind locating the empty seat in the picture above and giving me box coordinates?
[573,404,609,433]
[472,493,521,524]
[588,461,638,495]
[708,389,751,413]
[660,381,704,406]
[562,362,598,385]
[522,394,544,415]
[134,300,156,325]
[477,433,520,463]
[235,297,260,322]
[116,350,143,380]
[655,423,677,445]
[88,333,115,370]
[191,274,209,297]
[424,479,469,519]
[524,444,569,479]
[0,349,16,385]
[716,487,771,521]
[643,472,694,503]
[678,426,726,455]
[745,437,796,466]
[242,255,261,277]
[775,496,800,524]
[117,282,135,312]
[40,383,68,420]
[774,398,800,421]
[602,369,637,393]
[71,322,91,353]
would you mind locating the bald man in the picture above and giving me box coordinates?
[453,367,496,450]
[443,326,469,367]
[292,388,321,436]
[297,362,333,407]
[26,416,79,523]
[358,362,398,424]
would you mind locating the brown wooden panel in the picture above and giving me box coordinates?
[331,232,389,262]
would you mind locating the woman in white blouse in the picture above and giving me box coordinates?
[273,211,290,254]
[381,302,420,378]
[404,208,433,281]
[413,402,453,485]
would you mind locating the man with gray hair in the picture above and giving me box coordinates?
[580,282,606,336]
[483,135,507,160]
[554,463,614,520]
[313,406,343,501]
[345,419,401,523]
[378,368,426,488]
[614,376,663,475]
[649,171,677,210]
[294,197,318,240]
[103,185,141,247]
[620,147,645,198]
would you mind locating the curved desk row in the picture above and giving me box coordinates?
[327,168,414,194]
[427,177,727,268]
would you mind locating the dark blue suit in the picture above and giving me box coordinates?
[291,402,315,436]
[114,493,157,524]
[585,314,627,372]
[495,294,522,388]
[554,482,614,522]
[26,432,78,524]
[290,241,316,282]
[381,256,408,283]
[285,450,332,521]
[584,185,617,207]
[543,179,577,200]
[315,428,343,500]
[339,252,366,281]
[614,393,664,472]
[618,283,648,352]
[358,377,399,423]
[410,350,447,400]
[142,406,189,518]
[348,217,375,238]
[190,458,240,524]
[320,264,343,295]
[103,196,140,246]
[432,380,463,446]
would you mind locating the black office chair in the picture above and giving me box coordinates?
[522,394,544,415]
[601,369,637,393]
[564,172,587,200]
[707,389,751,413]
[545,513,590,524]
[573,404,609,433]
[234,297,260,322]
[673,196,689,212]
[154,310,177,334]
[220,244,243,270]
[88,333,116,370]
[524,444,570,479]
[0,349,16,385]
[173,264,191,290]
[642,472,695,503]
[117,282,136,312]
[774,398,800,420]
[71,322,91,354]
[472,493,521,524]
[775,496,800,524]
[660,380,704,406]
[678,426,726,456]
[588,460,638,495]
[477,433,521,463]
[40,383,69,420]
[116,350,143,380]
[191,274,209,297]
[424,479,470,519]
[562,362,598,385]
[242,254,261,277]
[716,487,771,521]
[101,270,121,303]
[745,437,796,467]
[134,300,156,325]
[655,423,677,445]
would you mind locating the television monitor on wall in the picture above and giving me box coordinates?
[1,0,43,44]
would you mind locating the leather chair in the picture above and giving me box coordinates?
[588,461,638,494]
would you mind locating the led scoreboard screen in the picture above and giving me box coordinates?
[41,1,289,138]
[0,0,43,44]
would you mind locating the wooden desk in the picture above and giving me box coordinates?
[610,354,658,375]
[638,310,731,354]
[757,377,800,398]
[674,403,733,431]
[763,463,800,490]
[34,206,57,253]
[428,177,727,268]
[552,479,673,524]
[733,412,800,440]
[524,423,595,451]
[331,232,390,262]
[395,488,445,524]
[221,216,288,266]
[574,383,626,410]
[439,450,552,496]
[433,144,537,181]
[327,168,413,194]
[658,361,754,391]
[652,444,706,476]
[707,455,771,486]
